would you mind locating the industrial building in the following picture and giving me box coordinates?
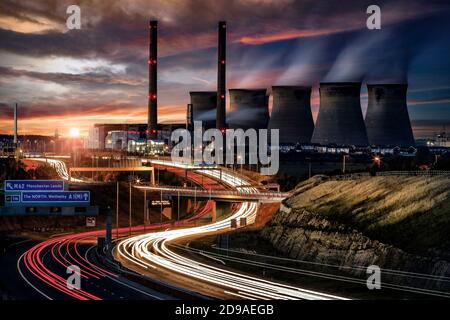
[87,123,182,154]
[227,89,269,130]
[87,127,100,149]
[105,131,128,151]
[311,82,368,146]
[268,86,314,145]
[91,124,131,150]
[365,84,415,147]
[85,21,419,154]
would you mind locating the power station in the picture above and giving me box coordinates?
[228,89,269,130]
[77,20,417,151]
[312,82,369,146]
[268,86,314,144]
[365,84,415,147]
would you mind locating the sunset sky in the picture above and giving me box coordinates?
[0,0,450,138]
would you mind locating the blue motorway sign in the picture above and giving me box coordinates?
[21,191,90,204]
[5,180,64,191]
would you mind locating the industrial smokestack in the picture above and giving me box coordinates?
[312,82,368,146]
[216,21,226,130]
[228,89,269,130]
[186,103,193,132]
[190,91,217,130]
[268,86,314,144]
[365,84,415,147]
[13,103,18,145]
[148,20,158,139]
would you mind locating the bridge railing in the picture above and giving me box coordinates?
[376,170,450,177]
[134,185,290,199]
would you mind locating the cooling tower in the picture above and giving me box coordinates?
[190,91,217,129]
[365,84,415,147]
[216,21,227,129]
[148,20,158,138]
[268,86,314,144]
[311,82,368,146]
[228,89,269,130]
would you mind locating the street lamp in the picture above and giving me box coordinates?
[373,155,381,168]
[342,154,348,174]
[129,182,132,236]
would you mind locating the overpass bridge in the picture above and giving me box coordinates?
[69,166,155,184]
[133,185,290,203]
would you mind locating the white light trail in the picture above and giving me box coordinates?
[117,160,348,300]
[29,158,83,182]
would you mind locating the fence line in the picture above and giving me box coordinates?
[376,171,450,177]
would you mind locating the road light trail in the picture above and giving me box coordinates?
[116,160,348,300]
[28,158,83,182]
[17,158,214,300]
[18,201,215,300]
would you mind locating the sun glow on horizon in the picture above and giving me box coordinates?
[69,127,80,137]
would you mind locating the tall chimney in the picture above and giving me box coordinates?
[186,103,193,132]
[216,21,226,130]
[148,20,158,139]
[13,103,18,145]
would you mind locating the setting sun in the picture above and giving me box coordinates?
[69,127,80,137]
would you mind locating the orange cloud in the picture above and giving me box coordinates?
[0,103,188,136]
[239,28,344,45]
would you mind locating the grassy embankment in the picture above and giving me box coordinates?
[286,175,450,256]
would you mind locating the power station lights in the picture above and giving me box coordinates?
[148,59,157,65]
[149,93,157,100]
[220,94,225,99]
[221,59,225,64]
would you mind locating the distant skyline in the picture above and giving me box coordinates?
[1,0,450,138]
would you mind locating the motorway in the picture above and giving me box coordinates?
[115,160,347,300]
[2,158,215,300]
[4,158,347,300]
[6,233,172,300]
[7,200,216,300]
[3,159,447,300]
